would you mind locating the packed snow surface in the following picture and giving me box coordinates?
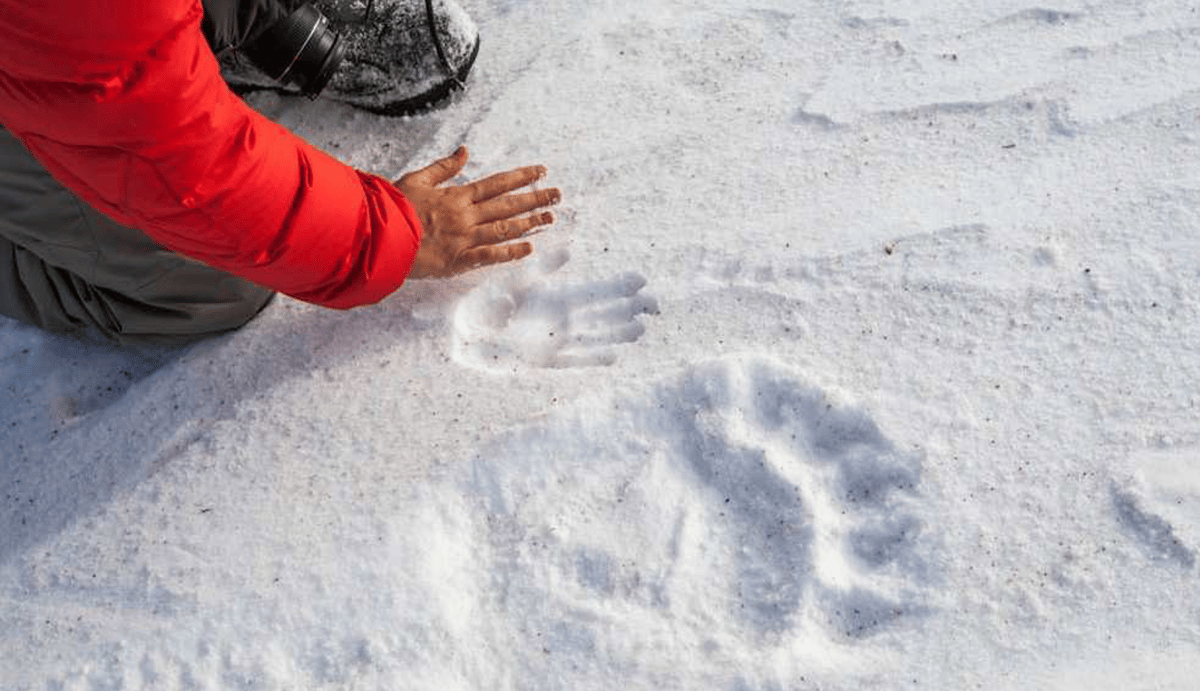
[4,0,1200,689]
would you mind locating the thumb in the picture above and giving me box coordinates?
[417,146,469,186]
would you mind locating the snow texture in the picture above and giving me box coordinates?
[4,0,1200,689]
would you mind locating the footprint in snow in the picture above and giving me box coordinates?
[466,356,926,671]
[451,248,658,370]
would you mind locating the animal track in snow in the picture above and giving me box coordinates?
[1112,487,1194,568]
[451,249,658,370]
[1111,447,1200,569]
[467,356,925,671]
[991,8,1082,27]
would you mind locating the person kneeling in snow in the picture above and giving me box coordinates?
[0,0,560,344]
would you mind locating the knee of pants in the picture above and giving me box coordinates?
[0,236,276,346]
[99,278,278,346]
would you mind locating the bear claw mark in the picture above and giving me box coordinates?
[1111,485,1195,568]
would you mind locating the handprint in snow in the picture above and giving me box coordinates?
[451,249,658,370]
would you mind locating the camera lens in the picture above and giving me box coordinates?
[241,4,346,97]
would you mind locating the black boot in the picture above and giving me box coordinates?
[224,0,480,116]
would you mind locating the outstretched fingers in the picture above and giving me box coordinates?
[396,148,562,279]
[469,165,547,202]
[475,211,555,246]
[455,241,534,273]
[476,188,561,224]
[414,146,470,186]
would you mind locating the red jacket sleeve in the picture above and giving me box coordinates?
[0,0,421,309]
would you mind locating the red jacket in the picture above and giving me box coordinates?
[0,0,421,308]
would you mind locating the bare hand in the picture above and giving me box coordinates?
[395,146,560,279]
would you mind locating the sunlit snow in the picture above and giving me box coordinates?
[3,0,1200,689]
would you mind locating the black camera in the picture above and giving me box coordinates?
[241,4,345,97]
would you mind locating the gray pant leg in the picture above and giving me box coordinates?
[0,127,274,345]
[202,0,303,54]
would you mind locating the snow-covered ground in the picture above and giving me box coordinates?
[4,0,1200,688]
